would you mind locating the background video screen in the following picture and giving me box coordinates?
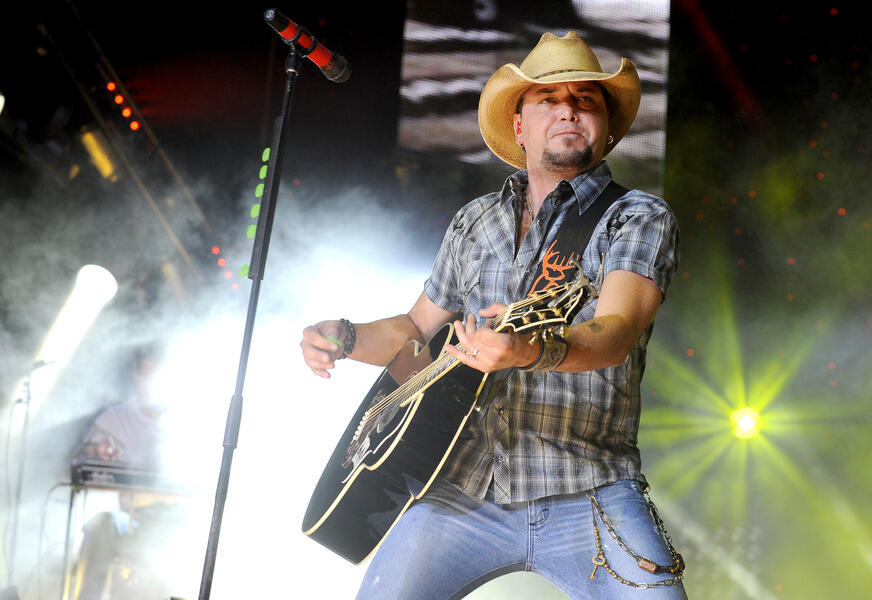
[397,0,670,192]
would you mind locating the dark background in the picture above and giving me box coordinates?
[1,1,870,599]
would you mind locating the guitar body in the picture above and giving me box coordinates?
[301,271,597,564]
[302,323,487,564]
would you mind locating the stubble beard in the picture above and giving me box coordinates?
[541,139,593,174]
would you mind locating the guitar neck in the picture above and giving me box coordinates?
[379,279,592,414]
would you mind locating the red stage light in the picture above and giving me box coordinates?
[122,107,132,118]
[217,258,227,267]
[130,121,141,131]
[211,246,221,255]
[114,94,124,104]
[106,82,117,91]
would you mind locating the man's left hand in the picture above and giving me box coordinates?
[443,303,540,373]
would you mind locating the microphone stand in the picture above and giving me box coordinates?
[198,43,303,600]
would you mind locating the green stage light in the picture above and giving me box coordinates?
[236,147,272,281]
[731,407,761,439]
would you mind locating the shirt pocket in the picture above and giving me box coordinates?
[460,258,484,315]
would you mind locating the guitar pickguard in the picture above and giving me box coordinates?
[341,388,416,481]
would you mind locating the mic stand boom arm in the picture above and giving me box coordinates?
[197,43,303,600]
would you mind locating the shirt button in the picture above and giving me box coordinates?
[537,219,543,226]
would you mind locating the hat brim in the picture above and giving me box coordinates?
[478,58,641,170]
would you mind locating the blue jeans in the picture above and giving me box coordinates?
[355,479,687,600]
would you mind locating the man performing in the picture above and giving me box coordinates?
[300,32,686,599]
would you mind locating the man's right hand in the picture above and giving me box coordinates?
[298,293,458,378]
[82,434,122,461]
[300,320,346,378]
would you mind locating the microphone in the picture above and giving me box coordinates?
[264,9,351,83]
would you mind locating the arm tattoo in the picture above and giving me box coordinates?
[587,319,604,333]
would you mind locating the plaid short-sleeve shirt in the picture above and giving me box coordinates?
[423,162,679,504]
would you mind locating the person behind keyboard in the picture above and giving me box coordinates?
[71,342,198,599]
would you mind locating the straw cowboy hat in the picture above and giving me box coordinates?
[478,31,641,170]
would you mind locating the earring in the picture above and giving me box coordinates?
[607,135,615,145]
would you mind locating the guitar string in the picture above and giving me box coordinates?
[357,286,583,428]
[355,284,587,428]
[356,290,570,424]
[355,289,569,429]
[355,301,527,429]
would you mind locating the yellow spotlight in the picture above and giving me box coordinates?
[79,127,118,181]
[731,407,761,439]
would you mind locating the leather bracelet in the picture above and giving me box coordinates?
[338,318,356,360]
[520,331,569,372]
[519,335,545,371]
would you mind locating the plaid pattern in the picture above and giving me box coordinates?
[423,162,679,503]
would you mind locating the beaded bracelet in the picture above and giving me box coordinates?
[337,318,356,360]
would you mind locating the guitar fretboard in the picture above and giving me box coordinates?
[360,278,592,427]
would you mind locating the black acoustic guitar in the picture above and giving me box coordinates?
[302,269,598,563]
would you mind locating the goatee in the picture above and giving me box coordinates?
[542,145,593,172]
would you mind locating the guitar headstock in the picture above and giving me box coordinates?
[497,262,599,334]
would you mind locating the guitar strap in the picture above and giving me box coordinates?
[527,179,628,295]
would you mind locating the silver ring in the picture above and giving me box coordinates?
[471,348,479,357]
